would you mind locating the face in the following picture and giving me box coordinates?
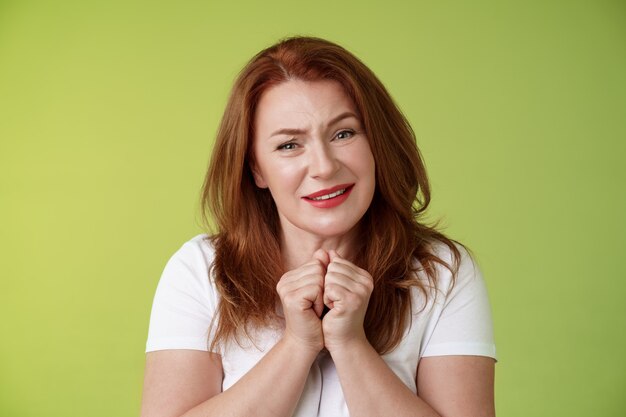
[251,79,376,240]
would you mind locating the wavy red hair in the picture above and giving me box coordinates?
[201,36,465,354]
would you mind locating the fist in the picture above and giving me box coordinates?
[276,249,329,353]
[322,250,374,352]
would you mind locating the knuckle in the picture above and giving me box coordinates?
[282,292,297,306]
[357,287,370,299]
[325,271,338,282]
[358,266,370,276]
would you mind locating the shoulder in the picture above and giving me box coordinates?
[170,233,216,268]
[154,234,219,308]
[146,234,220,353]
[428,239,476,273]
[159,234,216,280]
[415,239,480,295]
[416,240,496,360]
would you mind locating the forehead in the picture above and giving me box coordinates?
[253,79,358,134]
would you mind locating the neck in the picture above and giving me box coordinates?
[279,224,359,271]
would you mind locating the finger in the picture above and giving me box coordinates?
[312,249,330,267]
[324,270,363,293]
[323,283,356,313]
[313,289,324,318]
[279,263,326,285]
[329,255,368,275]
[326,262,373,288]
[328,249,341,261]
[284,284,324,312]
[278,274,324,295]
[328,251,371,276]
[279,272,325,308]
[323,284,336,308]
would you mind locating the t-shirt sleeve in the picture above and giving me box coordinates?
[145,237,218,353]
[421,245,497,360]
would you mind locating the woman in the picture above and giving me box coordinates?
[141,36,496,417]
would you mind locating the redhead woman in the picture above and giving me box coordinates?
[141,36,496,417]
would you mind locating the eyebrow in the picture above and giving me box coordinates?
[268,111,360,138]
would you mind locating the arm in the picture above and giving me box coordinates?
[140,350,222,417]
[140,338,319,417]
[322,251,495,417]
[331,343,495,417]
[141,250,329,417]
[417,355,495,417]
[330,341,440,417]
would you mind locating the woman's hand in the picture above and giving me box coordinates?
[276,249,329,354]
[322,250,374,352]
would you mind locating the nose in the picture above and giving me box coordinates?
[308,141,340,179]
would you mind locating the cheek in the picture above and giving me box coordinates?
[353,144,376,178]
[262,159,306,192]
[358,149,376,198]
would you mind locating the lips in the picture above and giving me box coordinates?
[302,183,355,209]
[303,183,354,200]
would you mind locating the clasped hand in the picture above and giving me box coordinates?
[276,249,374,354]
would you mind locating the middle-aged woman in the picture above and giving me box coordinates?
[141,36,497,417]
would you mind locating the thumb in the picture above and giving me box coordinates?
[328,249,342,262]
[313,290,324,318]
[312,248,330,267]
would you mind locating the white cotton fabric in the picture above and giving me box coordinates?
[146,234,496,416]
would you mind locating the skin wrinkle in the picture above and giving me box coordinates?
[251,78,375,271]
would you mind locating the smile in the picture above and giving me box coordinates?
[310,188,348,201]
[303,184,354,209]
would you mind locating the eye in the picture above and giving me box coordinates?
[277,141,298,151]
[334,129,355,140]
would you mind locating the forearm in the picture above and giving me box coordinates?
[330,340,440,417]
[182,337,318,417]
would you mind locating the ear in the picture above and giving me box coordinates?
[249,162,268,189]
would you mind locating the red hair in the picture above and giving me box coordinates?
[201,36,465,353]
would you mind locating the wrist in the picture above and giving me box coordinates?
[326,335,371,358]
[280,332,324,360]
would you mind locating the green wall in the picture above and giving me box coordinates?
[1,0,624,415]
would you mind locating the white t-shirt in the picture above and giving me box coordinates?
[146,234,496,416]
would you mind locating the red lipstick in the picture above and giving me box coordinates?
[303,183,354,209]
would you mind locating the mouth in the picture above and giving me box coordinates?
[302,184,355,208]
[303,184,354,200]
[308,187,349,201]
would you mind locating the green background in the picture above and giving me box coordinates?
[1,0,624,415]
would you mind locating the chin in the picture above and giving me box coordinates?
[302,219,361,239]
